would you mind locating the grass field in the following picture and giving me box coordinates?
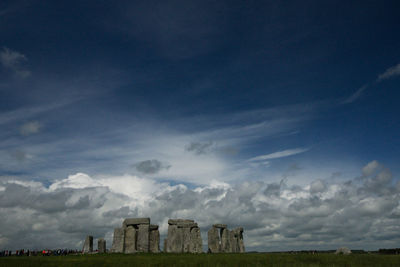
[1,253,400,267]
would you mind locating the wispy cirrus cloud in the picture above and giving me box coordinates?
[0,47,30,78]
[342,84,368,104]
[377,63,400,81]
[343,62,400,104]
[248,148,309,162]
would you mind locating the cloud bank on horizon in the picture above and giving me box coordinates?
[0,0,399,251]
[0,160,399,251]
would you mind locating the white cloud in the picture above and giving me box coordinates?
[19,121,41,136]
[0,47,31,78]
[248,148,309,162]
[0,160,398,251]
[377,63,400,81]
[362,160,380,176]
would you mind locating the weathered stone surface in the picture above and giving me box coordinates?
[221,228,230,252]
[213,224,227,229]
[149,224,159,230]
[124,226,137,253]
[229,231,238,253]
[82,235,93,254]
[234,227,245,253]
[189,227,203,253]
[149,228,160,253]
[168,219,194,225]
[98,238,106,253]
[165,219,202,253]
[208,225,245,253]
[111,228,125,253]
[112,218,160,253]
[207,227,220,253]
[137,224,150,252]
[177,222,198,228]
[123,218,150,228]
[166,224,182,252]
[182,226,191,253]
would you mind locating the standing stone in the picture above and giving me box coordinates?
[235,227,245,253]
[124,226,137,253]
[166,223,182,252]
[98,238,106,253]
[149,225,160,253]
[221,228,231,252]
[137,224,150,252]
[207,227,220,253]
[82,235,93,254]
[208,225,245,253]
[229,230,238,253]
[181,225,192,253]
[189,227,203,253]
[165,219,202,253]
[111,228,125,253]
[111,218,160,253]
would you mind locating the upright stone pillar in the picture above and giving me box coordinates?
[124,226,137,253]
[98,238,106,253]
[137,224,150,252]
[111,218,160,253]
[208,224,245,253]
[207,226,221,253]
[111,228,125,253]
[165,219,202,253]
[221,228,231,252]
[189,226,203,253]
[149,225,160,253]
[82,235,93,254]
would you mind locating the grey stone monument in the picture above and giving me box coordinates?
[111,218,160,253]
[164,219,203,253]
[207,224,245,253]
[98,238,106,253]
[82,235,93,254]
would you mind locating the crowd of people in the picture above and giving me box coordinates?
[0,249,81,256]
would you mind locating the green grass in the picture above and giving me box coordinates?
[1,253,400,267]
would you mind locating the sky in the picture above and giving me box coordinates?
[0,0,400,252]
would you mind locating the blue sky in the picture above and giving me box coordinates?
[0,0,400,251]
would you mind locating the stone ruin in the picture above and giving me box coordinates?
[164,219,202,253]
[111,218,160,253]
[208,224,245,253]
[82,235,93,253]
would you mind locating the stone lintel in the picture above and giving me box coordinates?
[149,224,159,230]
[213,224,227,229]
[123,218,150,227]
[177,222,198,228]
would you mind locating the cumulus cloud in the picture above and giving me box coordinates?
[19,121,41,136]
[134,159,171,174]
[377,63,400,81]
[0,47,30,78]
[0,161,399,251]
[248,148,309,162]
